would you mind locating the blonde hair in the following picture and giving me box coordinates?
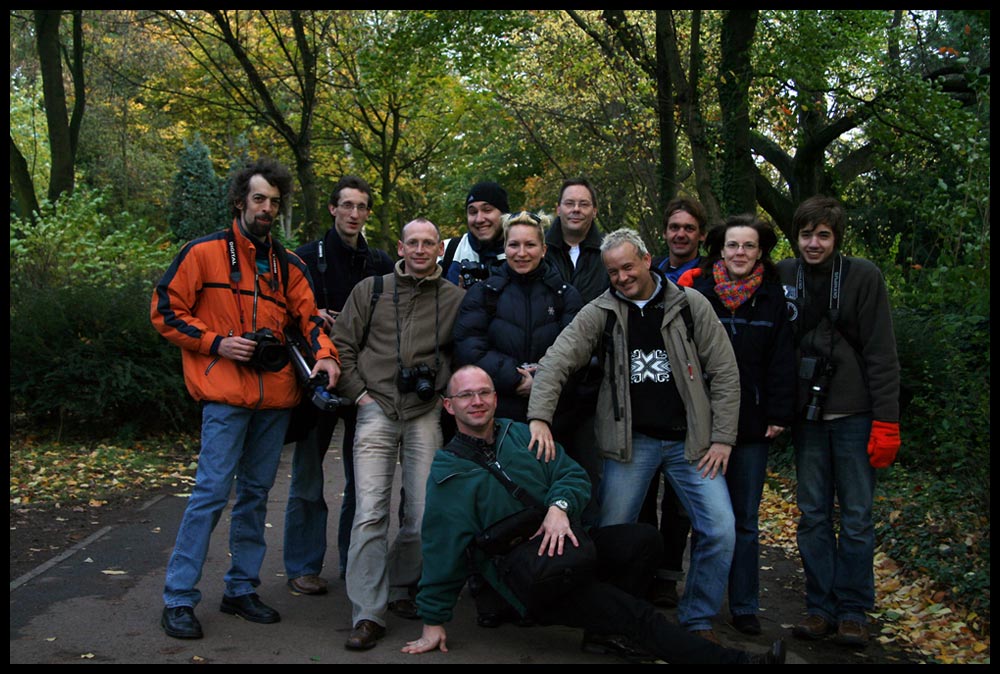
[501,211,550,244]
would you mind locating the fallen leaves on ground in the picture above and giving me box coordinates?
[9,435,199,506]
[760,473,990,665]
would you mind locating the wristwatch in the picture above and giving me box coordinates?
[551,499,570,512]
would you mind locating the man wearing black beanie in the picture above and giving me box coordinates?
[441,180,510,287]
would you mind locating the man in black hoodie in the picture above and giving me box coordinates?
[283,175,394,595]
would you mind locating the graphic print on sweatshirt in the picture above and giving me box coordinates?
[630,348,672,383]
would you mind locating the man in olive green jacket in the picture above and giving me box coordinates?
[527,228,740,642]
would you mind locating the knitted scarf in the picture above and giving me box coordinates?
[713,258,763,313]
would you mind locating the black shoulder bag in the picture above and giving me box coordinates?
[446,442,597,614]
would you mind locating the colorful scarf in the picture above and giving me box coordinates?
[713,258,763,313]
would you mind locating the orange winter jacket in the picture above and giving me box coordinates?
[151,220,338,410]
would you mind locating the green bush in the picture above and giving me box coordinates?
[10,278,200,440]
[893,264,990,489]
[10,186,176,292]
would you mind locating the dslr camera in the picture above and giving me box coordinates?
[242,328,290,372]
[398,363,437,401]
[799,356,835,422]
[458,260,490,288]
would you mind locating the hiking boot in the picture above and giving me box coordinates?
[835,620,870,648]
[792,614,834,640]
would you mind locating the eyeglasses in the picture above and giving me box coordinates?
[724,241,759,252]
[337,202,370,214]
[448,388,496,401]
[560,200,593,210]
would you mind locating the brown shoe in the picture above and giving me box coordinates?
[792,614,835,640]
[835,620,871,648]
[345,620,386,650]
[691,629,721,645]
[288,575,329,595]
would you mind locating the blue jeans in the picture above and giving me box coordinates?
[283,410,341,580]
[164,402,290,608]
[345,401,441,626]
[726,441,769,617]
[598,433,735,631]
[794,414,875,625]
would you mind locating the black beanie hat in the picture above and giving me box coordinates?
[466,181,510,214]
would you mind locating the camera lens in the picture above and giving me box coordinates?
[415,377,435,401]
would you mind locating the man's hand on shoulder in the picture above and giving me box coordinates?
[528,419,556,463]
[401,624,448,654]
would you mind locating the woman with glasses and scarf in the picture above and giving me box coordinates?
[677,214,795,637]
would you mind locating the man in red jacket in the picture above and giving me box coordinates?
[151,157,340,640]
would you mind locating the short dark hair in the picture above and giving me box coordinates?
[663,196,708,233]
[792,195,846,249]
[703,214,780,280]
[329,175,373,209]
[558,177,598,210]
[228,158,294,219]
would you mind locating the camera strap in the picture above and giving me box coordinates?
[316,238,331,310]
[393,278,442,379]
[795,255,865,358]
[225,226,289,332]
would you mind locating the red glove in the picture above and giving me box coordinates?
[677,267,702,287]
[867,420,900,468]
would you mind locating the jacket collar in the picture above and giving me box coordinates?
[394,258,444,285]
[545,217,603,251]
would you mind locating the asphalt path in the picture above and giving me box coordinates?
[10,436,874,664]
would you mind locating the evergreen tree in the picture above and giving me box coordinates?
[168,135,227,241]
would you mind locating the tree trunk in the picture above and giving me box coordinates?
[10,136,40,224]
[717,10,758,216]
[34,10,75,203]
[654,11,677,213]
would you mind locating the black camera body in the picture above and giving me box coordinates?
[799,356,835,422]
[398,363,437,401]
[458,260,490,288]
[242,328,290,372]
[305,370,348,412]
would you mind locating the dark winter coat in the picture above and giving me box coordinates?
[691,273,795,443]
[295,227,394,313]
[544,219,609,304]
[453,260,583,422]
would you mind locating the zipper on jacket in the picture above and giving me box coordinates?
[204,329,233,376]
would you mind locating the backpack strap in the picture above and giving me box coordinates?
[677,287,695,342]
[272,237,290,296]
[440,235,462,272]
[599,309,622,422]
[360,274,383,351]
